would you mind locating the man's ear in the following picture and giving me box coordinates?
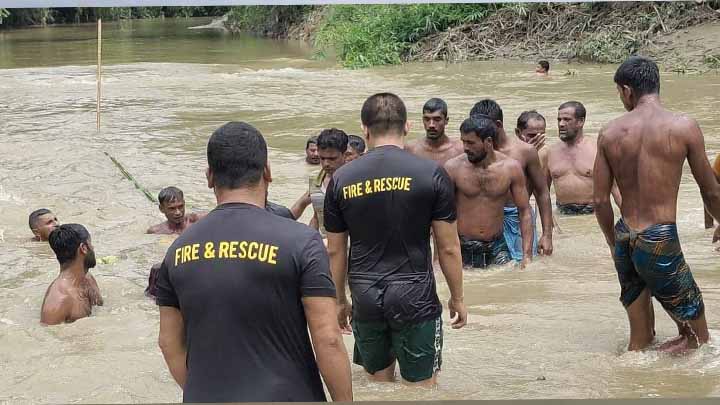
[404,121,411,136]
[206,167,213,189]
[263,163,272,184]
[515,128,521,137]
[79,243,89,256]
[495,120,504,130]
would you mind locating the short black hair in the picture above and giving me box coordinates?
[423,98,448,118]
[158,186,184,206]
[460,116,497,143]
[538,60,550,71]
[317,128,349,153]
[469,99,503,124]
[49,224,90,266]
[517,110,546,130]
[207,122,267,190]
[558,101,586,120]
[361,93,407,136]
[348,135,366,153]
[614,56,660,97]
[305,136,318,150]
[29,208,52,230]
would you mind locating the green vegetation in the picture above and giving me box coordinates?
[705,54,720,70]
[0,7,228,28]
[313,4,494,68]
[226,6,312,37]
[575,31,643,64]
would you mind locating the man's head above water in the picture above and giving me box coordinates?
[536,60,550,75]
[305,136,320,165]
[29,208,59,241]
[48,223,96,271]
[158,186,186,226]
[317,128,349,176]
[422,98,449,141]
[557,101,586,143]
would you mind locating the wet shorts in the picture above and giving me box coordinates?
[352,316,442,382]
[503,206,538,262]
[558,203,595,215]
[459,234,511,268]
[614,218,704,321]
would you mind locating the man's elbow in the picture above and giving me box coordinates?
[158,334,179,356]
[593,194,612,208]
[314,331,345,353]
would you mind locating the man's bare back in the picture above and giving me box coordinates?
[41,272,103,325]
[405,137,464,167]
[445,152,527,240]
[543,136,597,205]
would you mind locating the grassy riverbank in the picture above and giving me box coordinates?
[0,7,228,27]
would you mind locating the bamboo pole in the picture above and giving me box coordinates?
[104,152,158,204]
[96,18,102,132]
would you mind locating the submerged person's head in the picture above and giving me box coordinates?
[422,98,449,140]
[48,224,96,271]
[460,116,497,164]
[29,208,59,241]
[158,186,185,226]
[536,60,550,75]
[614,56,660,111]
[360,93,409,146]
[346,135,366,162]
[557,101,586,142]
[207,122,271,198]
[305,136,320,165]
[317,128,348,176]
[516,110,547,144]
[469,99,504,130]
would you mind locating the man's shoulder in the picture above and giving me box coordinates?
[147,222,170,234]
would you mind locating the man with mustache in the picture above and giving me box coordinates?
[542,101,621,215]
[445,116,533,269]
[40,224,103,325]
[405,98,464,166]
[146,187,205,235]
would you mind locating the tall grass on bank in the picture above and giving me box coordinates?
[0,7,228,27]
[313,4,494,68]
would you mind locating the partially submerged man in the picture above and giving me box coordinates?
[405,98,464,166]
[309,128,349,235]
[40,224,103,325]
[156,122,352,402]
[445,116,533,269]
[594,56,720,353]
[305,136,321,165]
[346,134,366,162]
[146,187,204,235]
[325,93,467,386]
[29,208,59,242]
[543,101,621,215]
[536,60,550,76]
[470,99,554,262]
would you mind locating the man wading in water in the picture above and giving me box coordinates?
[595,56,720,353]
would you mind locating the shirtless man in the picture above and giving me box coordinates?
[405,98,464,166]
[515,110,547,158]
[41,224,103,325]
[445,116,533,269]
[305,136,321,165]
[146,186,204,235]
[470,100,554,262]
[29,208,59,242]
[595,56,720,352]
[543,101,621,215]
[536,60,550,76]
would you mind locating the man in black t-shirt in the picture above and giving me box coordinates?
[324,93,467,386]
[156,122,352,403]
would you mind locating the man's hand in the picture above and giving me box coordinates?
[520,257,531,269]
[337,299,352,334]
[538,234,553,256]
[529,133,546,150]
[713,226,720,251]
[448,297,467,329]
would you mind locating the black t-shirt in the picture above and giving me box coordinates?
[155,202,335,403]
[266,200,295,220]
[324,145,456,324]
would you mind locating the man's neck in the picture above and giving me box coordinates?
[494,129,510,149]
[166,220,186,232]
[371,134,404,149]
[472,150,496,169]
[563,131,585,147]
[424,134,450,148]
[59,262,87,284]
[634,94,661,110]
[215,185,266,208]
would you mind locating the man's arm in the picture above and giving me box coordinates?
[525,148,553,255]
[86,273,104,306]
[309,213,319,230]
[684,119,720,243]
[290,192,311,220]
[303,296,353,401]
[509,163,533,266]
[40,293,72,325]
[326,231,350,331]
[611,182,623,209]
[593,130,616,249]
[158,306,187,388]
[431,220,467,329]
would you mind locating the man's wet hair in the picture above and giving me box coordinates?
[460,116,497,143]
[207,122,267,190]
[614,56,660,97]
[305,136,318,150]
[538,60,550,72]
[558,101,587,120]
[469,99,503,124]
[423,98,448,118]
[49,224,90,266]
[517,110,546,130]
[317,128,349,153]
[29,208,52,230]
[361,92,407,136]
[158,186,184,206]
[348,135,366,154]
